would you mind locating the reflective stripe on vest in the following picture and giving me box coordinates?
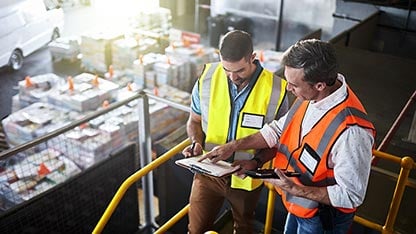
[275,86,375,218]
[199,62,286,191]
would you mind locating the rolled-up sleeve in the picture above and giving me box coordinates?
[260,115,286,148]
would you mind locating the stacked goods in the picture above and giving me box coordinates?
[1,103,78,146]
[164,42,219,92]
[115,82,141,102]
[15,74,61,109]
[103,66,132,87]
[47,73,119,112]
[48,127,112,170]
[153,55,192,91]
[149,84,191,106]
[256,49,284,73]
[92,104,139,143]
[111,37,159,70]
[131,53,159,87]
[48,36,81,62]
[98,116,126,150]
[128,7,172,35]
[0,148,81,211]
[80,32,122,74]
[145,100,187,141]
[111,38,139,70]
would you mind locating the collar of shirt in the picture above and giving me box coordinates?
[228,59,262,100]
[309,73,348,111]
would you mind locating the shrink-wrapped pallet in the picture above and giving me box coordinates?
[1,103,77,146]
[47,73,119,112]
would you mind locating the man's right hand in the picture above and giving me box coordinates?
[198,143,236,163]
[182,141,203,158]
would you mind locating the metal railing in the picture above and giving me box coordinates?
[93,92,416,234]
[94,135,415,234]
[11,89,409,233]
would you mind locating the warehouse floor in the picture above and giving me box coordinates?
[0,2,415,234]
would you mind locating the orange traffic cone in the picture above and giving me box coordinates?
[102,100,109,108]
[259,50,265,62]
[67,76,74,92]
[92,74,99,87]
[38,163,50,176]
[127,82,133,92]
[25,76,33,88]
[108,65,114,78]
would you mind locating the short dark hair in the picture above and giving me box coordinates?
[281,39,338,86]
[219,30,253,62]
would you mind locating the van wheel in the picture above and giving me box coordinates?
[9,50,23,71]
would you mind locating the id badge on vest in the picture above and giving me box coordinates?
[299,143,321,174]
[241,113,264,129]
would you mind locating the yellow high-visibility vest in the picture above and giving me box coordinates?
[199,62,287,190]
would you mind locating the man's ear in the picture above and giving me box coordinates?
[251,53,256,63]
[314,82,326,91]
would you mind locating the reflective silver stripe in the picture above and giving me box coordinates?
[264,74,283,123]
[316,107,370,156]
[200,63,219,132]
[285,193,318,209]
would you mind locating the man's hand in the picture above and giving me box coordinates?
[231,159,258,176]
[197,143,236,163]
[263,169,295,191]
[182,141,203,158]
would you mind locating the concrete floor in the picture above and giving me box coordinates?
[0,2,415,233]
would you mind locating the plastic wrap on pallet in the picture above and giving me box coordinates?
[256,49,284,73]
[1,103,78,146]
[104,70,133,87]
[48,36,81,61]
[15,73,62,110]
[131,52,159,87]
[111,37,159,70]
[164,43,219,92]
[48,127,112,170]
[128,7,172,35]
[80,32,123,74]
[115,82,141,102]
[151,54,193,91]
[47,73,119,112]
[151,84,191,106]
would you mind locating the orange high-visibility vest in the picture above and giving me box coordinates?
[274,86,376,218]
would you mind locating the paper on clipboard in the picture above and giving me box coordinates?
[175,155,240,177]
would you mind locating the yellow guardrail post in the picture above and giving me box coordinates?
[93,139,190,234]
[354,150,415,234]
[264,182,277,234]
[382,156,414,234]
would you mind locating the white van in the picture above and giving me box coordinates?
[0,0,64,70]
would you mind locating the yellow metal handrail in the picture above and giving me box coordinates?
[95,143,414,234]
[263,149,415,234]
[93,138,190,234]
[354,150,415,234]
[154,204,190,234]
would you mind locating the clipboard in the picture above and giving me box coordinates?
[175,155,241,177]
